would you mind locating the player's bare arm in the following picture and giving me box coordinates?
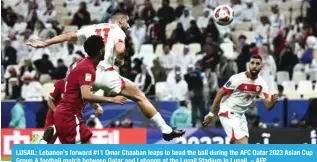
[91,103,103,116]
[81,86,127,104]
[115,41,126,57]
[263,94,279,110]
[114,41,126,66]
[47,97,56,112]
[203,88,227,125]
[111,13,129,67]
[27,31,77,48]
[210,88,228,114]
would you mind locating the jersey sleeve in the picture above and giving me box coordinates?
[259,80,270,99]
[222,75,240,94]
[49,80,63,100]
[112,26,126,44]
[76,25,95,44]
[77,67,96,88]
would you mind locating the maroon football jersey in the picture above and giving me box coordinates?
[57,57,96,116]
[49,79,65,106]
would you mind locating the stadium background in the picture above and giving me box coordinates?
[1,0,317,159]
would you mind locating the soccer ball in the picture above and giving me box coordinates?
[213,5,234,26]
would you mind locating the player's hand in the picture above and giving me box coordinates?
[95,106,103,117]
[26,39,48,48]
[271,94,278,104]
[112,96,127,105]
[203,113,214,125]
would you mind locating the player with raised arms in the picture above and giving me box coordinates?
[27,12,185,141]
[203,55,279,144]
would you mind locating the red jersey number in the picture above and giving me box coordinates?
[95,28,110,43]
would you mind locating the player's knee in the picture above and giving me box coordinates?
[131,86,147,102]
[122,82,147,102]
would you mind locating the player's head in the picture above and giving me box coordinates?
[278,84,284,96]
[163,42,170,54]
[84,35,105,61]
[162,0,170,7]
[111,12,130,31]
[248,55,263,77]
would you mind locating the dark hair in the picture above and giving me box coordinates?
[239,35,247,40]
[111,12,128,21]
[42,54,49,60]
[84,35,104,57]
[75,51,85,58]
[278,85,284,91]
[57,59,64,63]
[250,54,262,61]
[180,101,187,107]
[67,43,74,50]
[190,20,196,25]
[249,43,256,48]
[176,22,184,29]
[80,1,87,10]
[163,42,170,48]
[163,0,170,4]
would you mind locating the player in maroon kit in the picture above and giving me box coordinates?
[31,80,108,144]
[52,35,126,144]
[31,78,105,144]
[44,79,65,144]
[30,79,67,144]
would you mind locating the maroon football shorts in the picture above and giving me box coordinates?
[54,109,92,144]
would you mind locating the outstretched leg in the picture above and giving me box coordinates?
[120,81,185,141]
[94,68,185,141]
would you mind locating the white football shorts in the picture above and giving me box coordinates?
[218,109,249,143]
[94,66,131,96]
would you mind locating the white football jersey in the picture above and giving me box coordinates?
[220,72,270,113]
[76,23,126,69]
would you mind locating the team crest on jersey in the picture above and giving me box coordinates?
[256,86,260,92]
[225,81,232,87]
[85,73,92,81]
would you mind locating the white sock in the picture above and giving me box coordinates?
[150,113,172,134]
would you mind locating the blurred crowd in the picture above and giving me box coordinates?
[2,0,317,128]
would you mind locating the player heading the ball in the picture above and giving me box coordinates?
[27,12,185,141]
